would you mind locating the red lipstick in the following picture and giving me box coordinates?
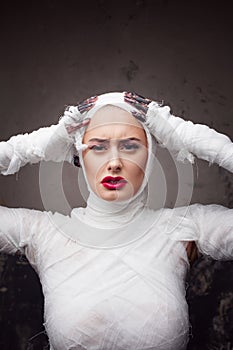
[101,176,127,190]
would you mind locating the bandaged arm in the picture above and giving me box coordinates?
[0,122,74,175]
[188,204,233,260]
[0,206,46,263]
[146,102,233,172]
[169,204,233,260]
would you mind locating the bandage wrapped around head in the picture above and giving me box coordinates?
[63,92,154,159]
[62,92,157,201]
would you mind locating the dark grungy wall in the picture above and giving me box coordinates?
[0,1,233,349]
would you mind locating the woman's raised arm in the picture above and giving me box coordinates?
[0,122,74,175]
[0,142,14,173]
[0,103,92,176]
[124,92,233,173]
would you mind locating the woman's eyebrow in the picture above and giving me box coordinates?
[120,137,141,142]
[88,137,141,143]
[88,138,109,143]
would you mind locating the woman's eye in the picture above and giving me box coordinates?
[89,144,107,151]
[120,143,140,151]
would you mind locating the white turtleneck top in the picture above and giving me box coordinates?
[0,202,233,350]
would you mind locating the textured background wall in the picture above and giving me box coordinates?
[0,0,233,349]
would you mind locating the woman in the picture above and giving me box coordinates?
[0,91,232,349]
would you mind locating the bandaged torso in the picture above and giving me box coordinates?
[1,204,232,350]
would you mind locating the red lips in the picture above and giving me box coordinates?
[101,176,127,190]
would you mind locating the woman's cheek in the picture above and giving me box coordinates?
[128,154,147,173]
[84,153,105,181]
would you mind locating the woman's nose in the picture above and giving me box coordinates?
[107,156,123,173]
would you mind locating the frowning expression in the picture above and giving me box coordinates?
[82,105,148,201]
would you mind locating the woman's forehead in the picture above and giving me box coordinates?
[83,105,146,141]
[87,105,142,128]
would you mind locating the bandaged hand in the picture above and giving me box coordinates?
[61,95,97,134]
[124,91,233,172]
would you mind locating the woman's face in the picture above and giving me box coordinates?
[82,105,148,201]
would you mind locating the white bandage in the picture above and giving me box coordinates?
[146,101,233,172]
[1,123,74,175]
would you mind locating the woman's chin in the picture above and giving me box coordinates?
[95,189,134,202]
